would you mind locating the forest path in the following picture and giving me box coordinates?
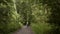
[12,25,34,34]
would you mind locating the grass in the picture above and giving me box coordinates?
[31,22,53,34]
[0,22,22,34]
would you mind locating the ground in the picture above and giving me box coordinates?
[12,25,34,34]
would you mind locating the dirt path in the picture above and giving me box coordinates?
[12,26,34,34]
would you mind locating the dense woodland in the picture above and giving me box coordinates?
[0,0,60,34]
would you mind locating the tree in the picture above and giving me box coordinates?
[16,0,33,26]
[0,0,21,34]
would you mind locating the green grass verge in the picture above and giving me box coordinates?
[31,23,53,34]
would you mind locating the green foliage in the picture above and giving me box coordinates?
[31,23,53,34]
[0,0,60,34]
[16,0,32,24]
[31,0,60,34]
[0,0,22,34]
[16,0,53,34]
[43,0,60,25]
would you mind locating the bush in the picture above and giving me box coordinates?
[31,23,53,34]
[0,0,22,34]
